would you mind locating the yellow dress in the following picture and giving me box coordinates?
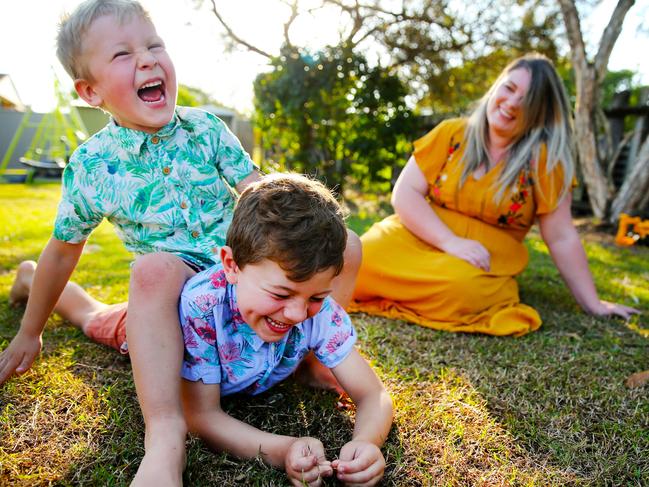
[350,118,567,336]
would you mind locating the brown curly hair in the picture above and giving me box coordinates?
[226,173,347,282]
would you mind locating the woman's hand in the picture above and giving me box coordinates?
[285,437,332,486]
[439,236,491,272]
[586,300,640,319]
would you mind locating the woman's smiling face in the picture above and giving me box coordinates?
[486,67,532,143]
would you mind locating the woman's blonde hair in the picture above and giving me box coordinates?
[460,53,574,202]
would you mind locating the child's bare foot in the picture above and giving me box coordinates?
[294,352,345,394]
[9,261,36,307]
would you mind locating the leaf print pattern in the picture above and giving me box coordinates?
[53,107,255,263]
[219,341,242,364]
[194,293,219,312]
[326,330,352,354]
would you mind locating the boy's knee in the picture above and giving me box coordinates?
[130,253,187,294]
[344,229,362,271]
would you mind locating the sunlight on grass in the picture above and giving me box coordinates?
[381,367,581,486]
[0,349,110,485]
[1,182,647,485]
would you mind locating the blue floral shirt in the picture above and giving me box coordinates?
[180,265,357,396]
[53,107,256,269]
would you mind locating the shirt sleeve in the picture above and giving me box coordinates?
[52,155,104,243]
[179,276,222,384]
[533,146,575,216]
[412,118,463,184]
[309,298,357,368]
[208,113,257,189]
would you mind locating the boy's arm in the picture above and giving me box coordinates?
[234,169,262,194]
[0,238,85,384]
[181,380,333,485]
[330,348,393,485]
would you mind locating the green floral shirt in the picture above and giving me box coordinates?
[53,107,256,269]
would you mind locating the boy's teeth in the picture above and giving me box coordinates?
[140,81,162,89]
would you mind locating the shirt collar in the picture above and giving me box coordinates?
[106,111,181,154]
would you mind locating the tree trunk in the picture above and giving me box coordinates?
[573,70,609,218]
[609,136,649,221]
[558,0,636,219]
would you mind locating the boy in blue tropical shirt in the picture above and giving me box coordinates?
[0,0,260,485]
[179,173,392,486]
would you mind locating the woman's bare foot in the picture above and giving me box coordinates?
[9,261,36,307]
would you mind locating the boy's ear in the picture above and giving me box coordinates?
[220,246,239,284]
[74,78,103,107]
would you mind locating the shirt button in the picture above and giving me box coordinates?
[151,136,160,144]
[211,247,218,254]
[162,167,171,175]
[180,201,188,209]
[191,230,200,238]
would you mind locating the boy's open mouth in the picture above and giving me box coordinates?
[265,316,292,334]
[137,80,165,103]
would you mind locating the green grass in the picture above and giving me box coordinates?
[1,182,647,486]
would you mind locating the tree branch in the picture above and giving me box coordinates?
[280,0,299,50]
[594,0,635,81]
[208,0,273,58]
[557,0,587,74]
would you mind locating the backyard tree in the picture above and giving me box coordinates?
[254,45,414,190]
[558,0,649,220]
[200,0,562,189]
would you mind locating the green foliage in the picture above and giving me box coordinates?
[176,84,229,109]
[253,45,415,191]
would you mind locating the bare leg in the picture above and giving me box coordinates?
[331,229,363,308]
[10,260,111,330]
[127,253,195,487]
[295,230,363,394]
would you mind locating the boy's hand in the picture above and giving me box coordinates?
[0,330,42,384]
[285,437,333,486]
[332,440,385,486]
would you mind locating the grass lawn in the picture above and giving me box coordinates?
[1,182,647,486]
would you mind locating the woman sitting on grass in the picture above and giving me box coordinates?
[350,53,639,336]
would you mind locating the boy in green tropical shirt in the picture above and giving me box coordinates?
[0,0,260,485]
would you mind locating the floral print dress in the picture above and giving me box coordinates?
[350,118,568,336]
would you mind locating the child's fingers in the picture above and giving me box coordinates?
[0,352,20,384]
[317,460,333,478]
[336,459,385,486]
[336,453,374,473]
[288,453,318,472]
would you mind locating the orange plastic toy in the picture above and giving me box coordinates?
[615,213,649,246]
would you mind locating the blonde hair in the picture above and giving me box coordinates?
[56,0,152,80]
[460,53,574,202]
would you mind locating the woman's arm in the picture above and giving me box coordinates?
[392,156,491,271]
[538,194,639,318]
